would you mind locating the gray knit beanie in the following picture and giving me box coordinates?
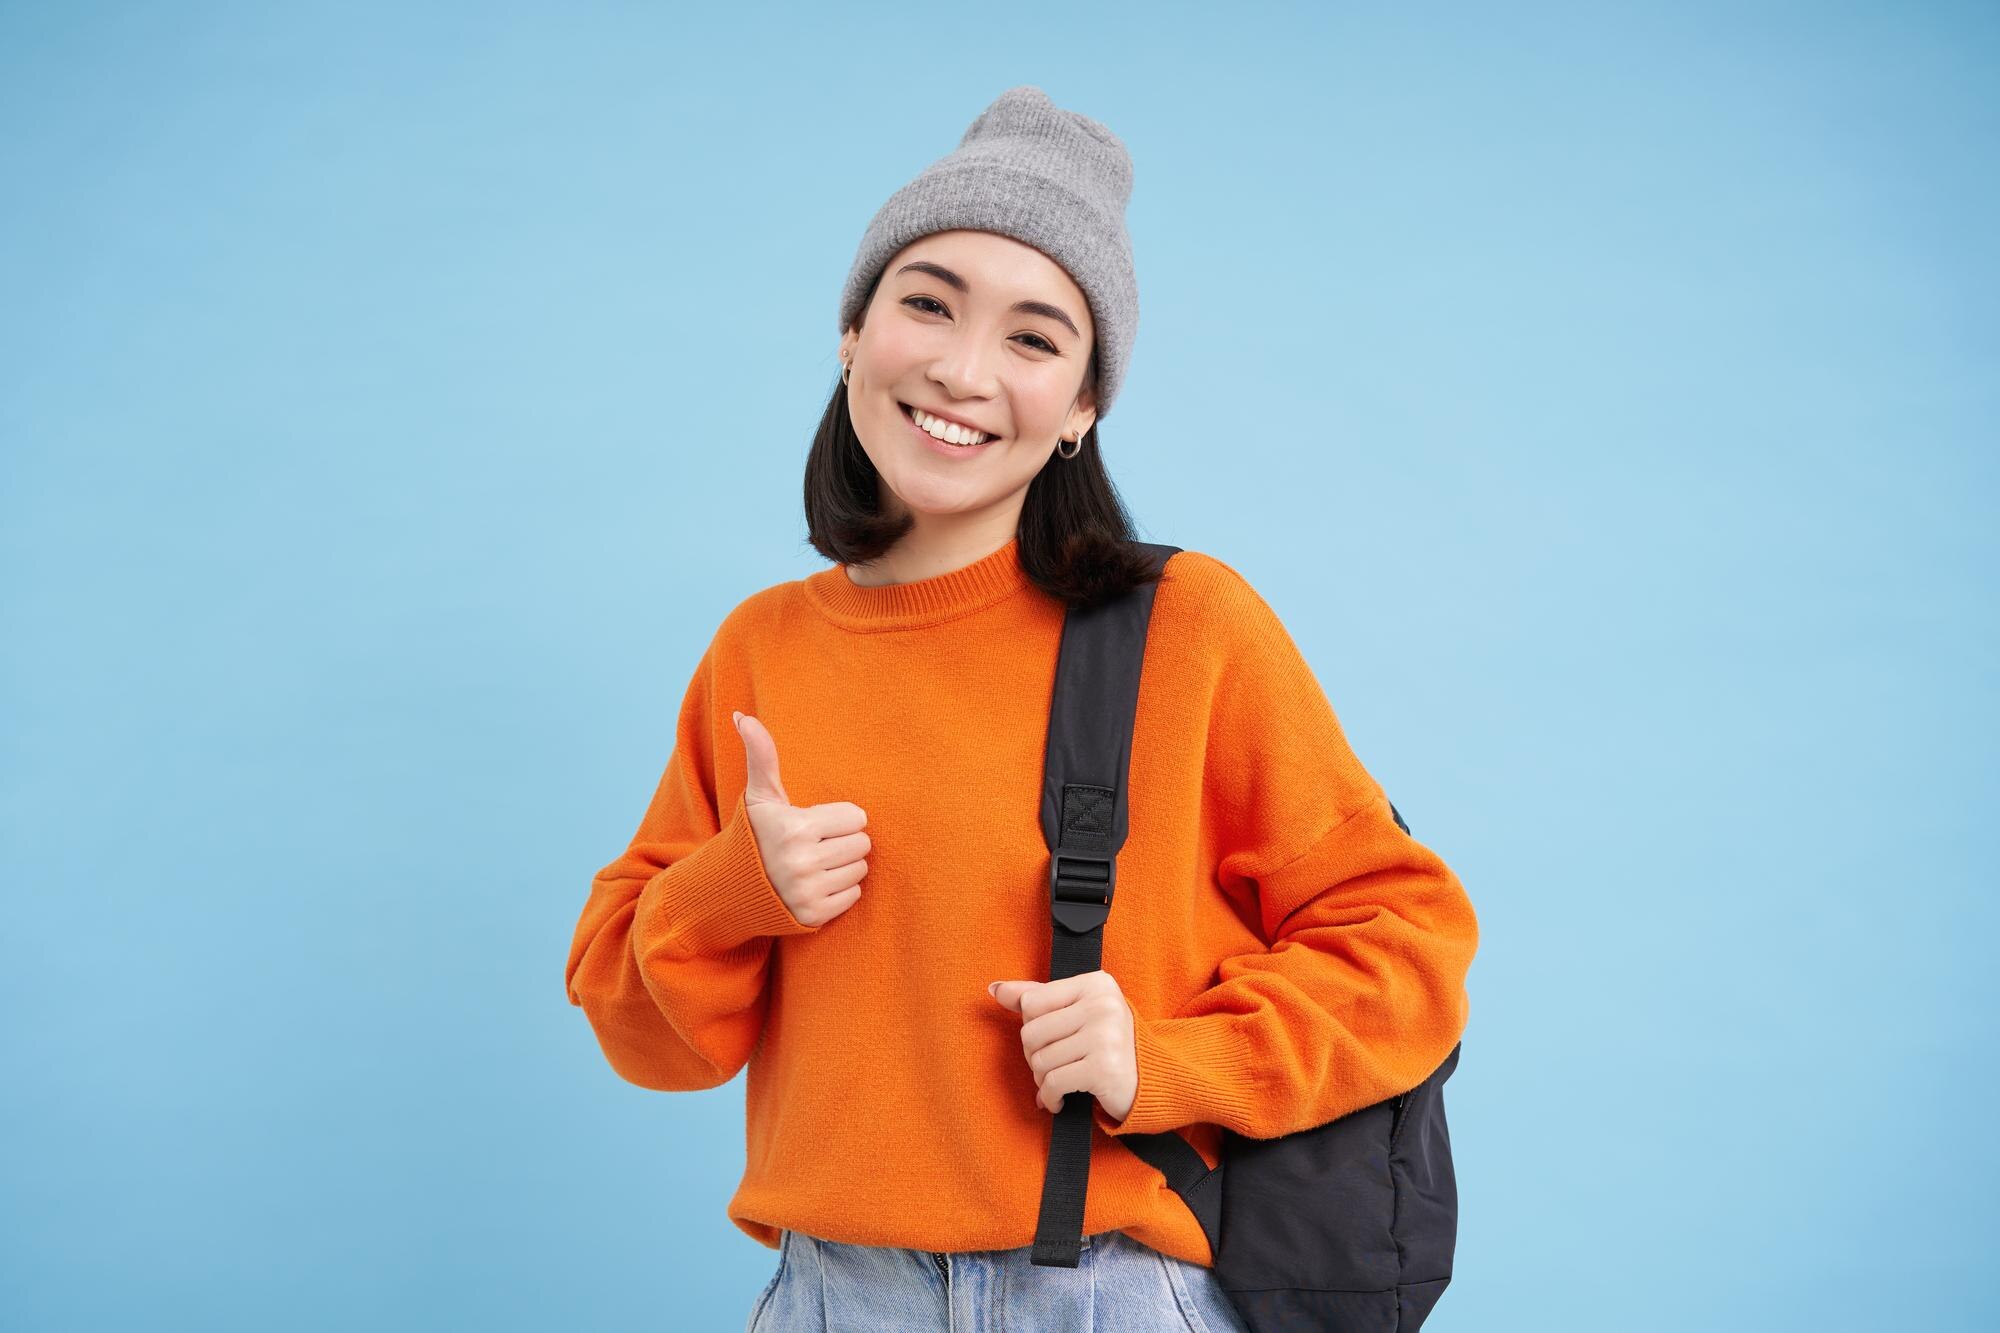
[836,85,1139,420]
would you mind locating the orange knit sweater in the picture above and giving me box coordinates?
[563,536,1479,1267]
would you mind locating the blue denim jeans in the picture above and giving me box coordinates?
[745,1227,1252,1331]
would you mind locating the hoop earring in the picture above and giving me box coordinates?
[1057,435,1081,460]
[840,358,851,387]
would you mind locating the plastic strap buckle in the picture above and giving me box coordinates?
[1049,852,1116,935]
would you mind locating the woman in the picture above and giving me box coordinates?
[563,86,1480,1331]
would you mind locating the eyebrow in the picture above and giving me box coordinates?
[892,261,1082,339]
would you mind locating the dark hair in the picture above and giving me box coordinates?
[803,309,1164,611]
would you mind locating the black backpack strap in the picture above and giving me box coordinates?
[1029,541,1181,1268]
[1112,1128,1224,1258]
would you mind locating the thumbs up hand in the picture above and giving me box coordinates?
[732,710,871,927]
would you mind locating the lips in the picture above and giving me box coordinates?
[899,401,997,445]
[898,402,989,456]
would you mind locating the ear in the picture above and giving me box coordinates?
[1064,384,1097,444]
[838,327,858,366]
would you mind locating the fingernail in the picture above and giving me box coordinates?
[987,981,1000,998]
[732,710,743,730]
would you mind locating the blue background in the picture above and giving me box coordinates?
[3,2,1993,1329]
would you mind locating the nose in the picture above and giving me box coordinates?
[927,329,1002,402]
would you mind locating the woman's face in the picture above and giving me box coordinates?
[839,229,1097,526]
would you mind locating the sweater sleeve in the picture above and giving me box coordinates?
[563,644,820,1092]
[1093,559,1480,1141]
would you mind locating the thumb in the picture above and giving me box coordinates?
[733,711,791,808]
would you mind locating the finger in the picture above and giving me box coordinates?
[809,829,871,871]
[989,980,1035,1013]
[817,883,864,921]
[817,859,869,890]
[799,800,868,839]
[734,712,791,807]
[1020,997,1092,1051]
[1027,1030,1094,1083]
[1036,1056,1090,1114]
[1016,970,1105,1022]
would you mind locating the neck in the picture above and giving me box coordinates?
[845,509,1025,588]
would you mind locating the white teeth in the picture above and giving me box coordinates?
[910,406,991,445]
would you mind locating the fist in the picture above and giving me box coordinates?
[988,970,1139,1122]
[733,711,870,928]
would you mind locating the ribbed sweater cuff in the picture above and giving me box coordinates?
[1094,1014,1260,1138]
[634,790,818,957]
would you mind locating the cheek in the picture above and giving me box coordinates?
[862,320,932,371]
[1009,382,1074,434]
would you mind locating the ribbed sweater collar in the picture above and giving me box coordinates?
[801,536,1032,632]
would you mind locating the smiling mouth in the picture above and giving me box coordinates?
[900,401,997,448]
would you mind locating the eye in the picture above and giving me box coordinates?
[901,296,1060,355]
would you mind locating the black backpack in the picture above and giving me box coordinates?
[1026,541,1463,1332]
